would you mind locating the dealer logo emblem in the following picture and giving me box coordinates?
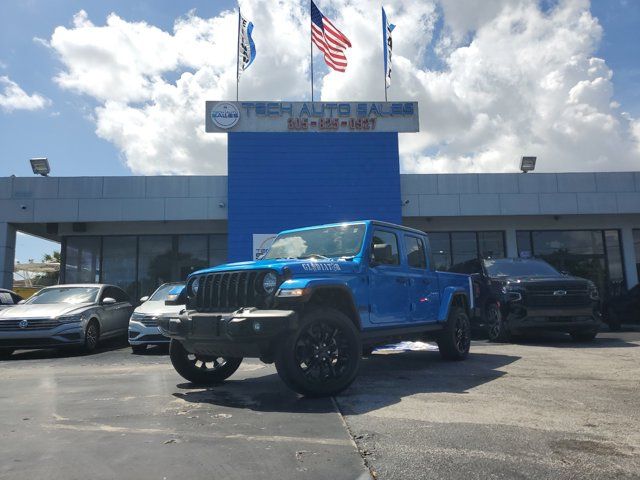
[18,319,29,329]
[210,102,240,129]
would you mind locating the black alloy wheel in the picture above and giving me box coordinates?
[486,303,510,342]
[275,308,361,397]
[83,320,99,353]
[169,339,242,384]
[438,306,471,360]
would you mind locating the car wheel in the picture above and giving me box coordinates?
[0,348,14,359]
[83,320,100,353]
[571,329,598,342]
[486,303,510,342]
[275,308,361,397]
[169,339,242,385]
[131,344,147,354]
[437,307,471,360]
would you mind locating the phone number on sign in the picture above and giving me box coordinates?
[287,117,378,131]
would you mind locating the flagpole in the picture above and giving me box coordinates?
[310,1,314,102]
[236,6,241,101]
[382,6,387,102]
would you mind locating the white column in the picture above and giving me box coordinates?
[505,228,518,258]
[621,226,638,288]
[0,223,17,289]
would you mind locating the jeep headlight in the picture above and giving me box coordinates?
[262,272,278,294]
[190,277,200,295]
[57,313,85,324]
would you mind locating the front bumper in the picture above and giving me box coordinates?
[128,321,170,346]
[506,305,601,333]
[0,323,84,349]
[157,307,298,358]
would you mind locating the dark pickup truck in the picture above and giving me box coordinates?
[450,257,601,342]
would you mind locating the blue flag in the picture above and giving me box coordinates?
[382,7,395,88]
[239,13,256,77]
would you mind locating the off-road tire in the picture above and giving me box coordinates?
[486,303,510,342]
[83,320,100,353]
[0,348,14,359]
[437,307,471,360]
[275,307,361,397]
[571,329,598,342]
[131,344,147,354]
[169,339,242,385]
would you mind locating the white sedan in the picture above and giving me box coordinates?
[128,282,185,353]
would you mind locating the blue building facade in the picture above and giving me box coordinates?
[227,132,402,261]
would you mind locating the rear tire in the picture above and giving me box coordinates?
[131,344,147,354]
[486,303,510,342]
[275,308,361,397]
[83,320,100,353]
[437,307,471,360]
[0,348,14,359]
[169,339,242,385]
[571,329,598,342]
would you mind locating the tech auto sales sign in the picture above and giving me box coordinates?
[205,101,419,133]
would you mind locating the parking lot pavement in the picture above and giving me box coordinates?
[1,333,639,480]
[337,331,640,480]
[0,342,370,480]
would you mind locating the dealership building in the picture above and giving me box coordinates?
[1,101,640,302]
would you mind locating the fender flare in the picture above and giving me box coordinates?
[438,286,471,322]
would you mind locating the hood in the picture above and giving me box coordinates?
[494,275,590,286]
[191,257,362,277]
[0,302,94,319]
[134,301,185,315]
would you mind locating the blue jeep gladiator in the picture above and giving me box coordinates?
[158,221,473,397]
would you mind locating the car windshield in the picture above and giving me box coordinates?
[483,259,560,277]
[264,224,366,260]
[149,283,185,301]
[26,287,99,305]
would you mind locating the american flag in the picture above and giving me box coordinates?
[311,1,352,72]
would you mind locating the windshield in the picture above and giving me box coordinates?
[149,283,185,301]
[483,259,560,277]
[26,287,99,305]
[264,224,366,260]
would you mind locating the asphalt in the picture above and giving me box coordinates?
[1,331,639,479]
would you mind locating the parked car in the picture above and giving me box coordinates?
[0,284,133,358]
[0,288,23,311]
[129,282,185,353]
[603,284,640,331]
[159,220,473,397]
[450,257,601,342]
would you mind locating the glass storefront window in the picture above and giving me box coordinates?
[177,235,208,279]
[634,229,640,281]
[102,236,137,299]
[138,236,173,298]
[64,237,100,284]
[517,230,625,298]
[427,233,451,271]
[209,234,227,267]
[426,231,505,271]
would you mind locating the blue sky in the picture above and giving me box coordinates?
[2,0,640,264]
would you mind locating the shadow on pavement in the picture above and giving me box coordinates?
[174,349,520,415]
[3,336,130,361]
[510,330,640,349]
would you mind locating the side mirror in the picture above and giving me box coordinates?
[102,297,116,305]
[18,300,26,305]
[139,296,149,303]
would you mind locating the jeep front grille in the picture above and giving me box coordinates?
[189,271,269,312]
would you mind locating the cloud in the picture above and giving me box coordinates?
[47,0,640,174]
[0,76,51,113]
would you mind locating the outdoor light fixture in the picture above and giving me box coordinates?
[520,156,536,173]
[30,157,50,176]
